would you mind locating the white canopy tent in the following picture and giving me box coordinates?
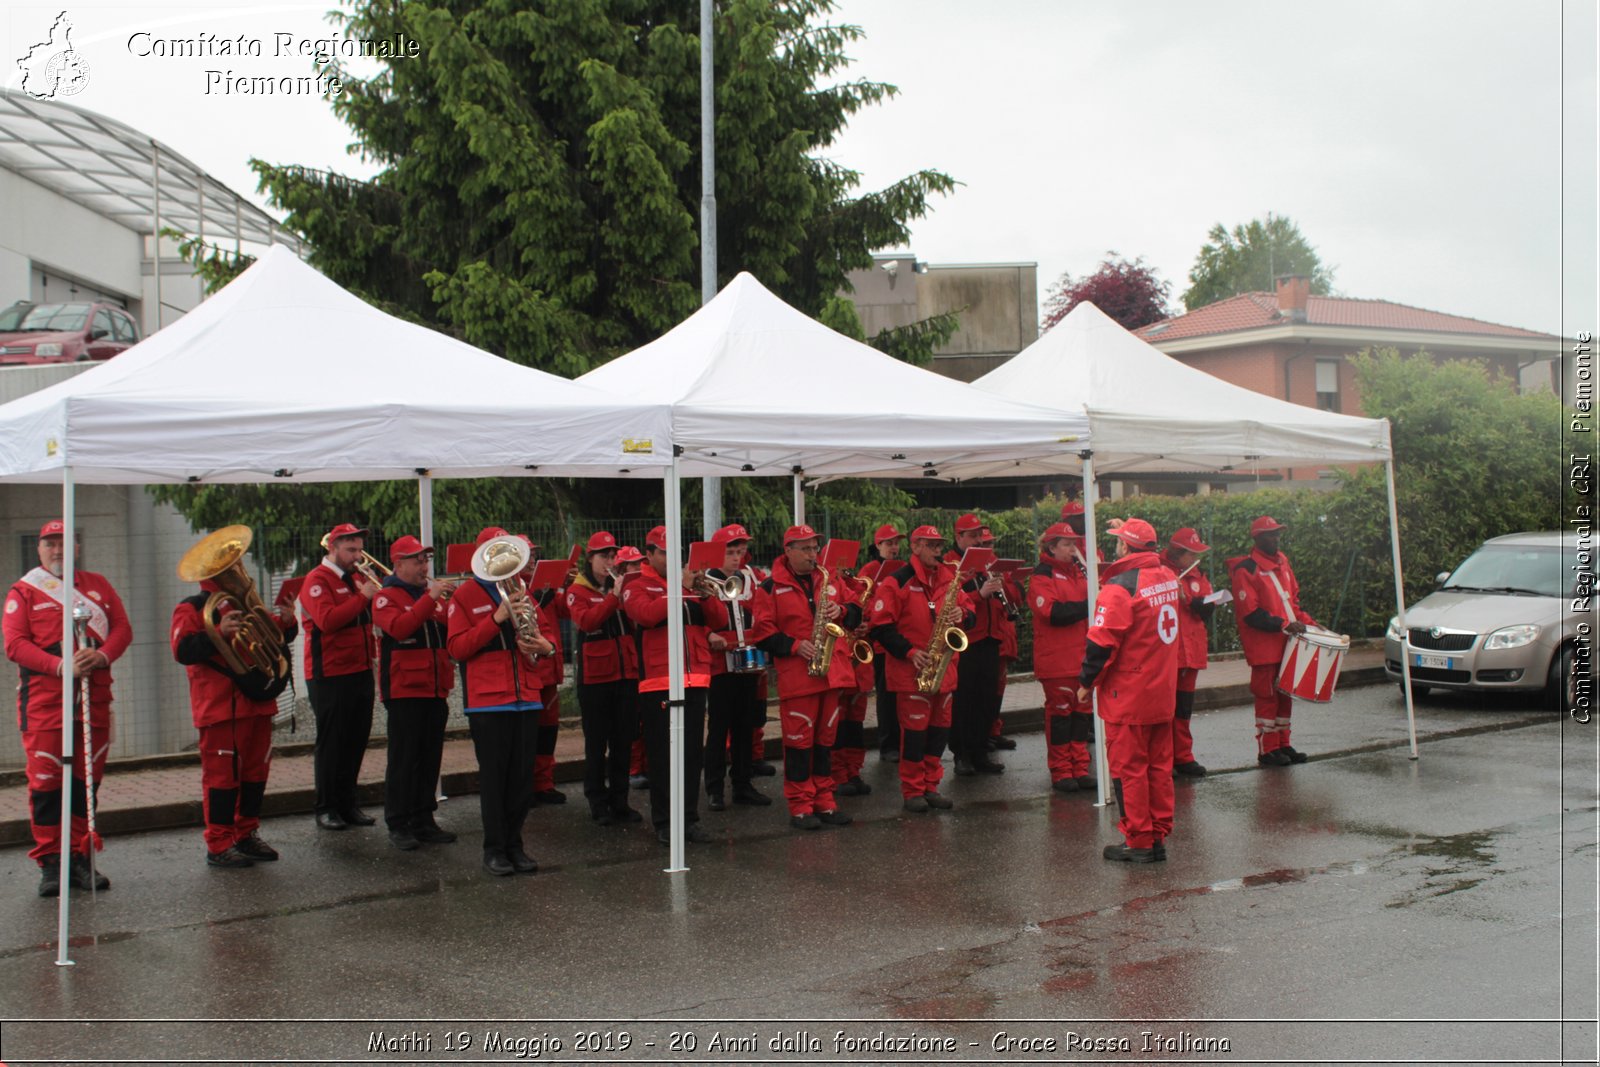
[581,272,1091,869]
[0,246,674,963]
[837,301,1418,791]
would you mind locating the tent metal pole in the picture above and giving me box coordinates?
[1079,453,1110,808]
[793,471,804,526]
[417,472,434,550]
[664,454,688,873]
[1385,457,1419,759]
[697,0,720,539]
[55,466,76,966]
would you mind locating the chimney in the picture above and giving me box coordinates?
[1275,275,1310,323]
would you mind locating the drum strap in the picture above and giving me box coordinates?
[1262,570,1296,627]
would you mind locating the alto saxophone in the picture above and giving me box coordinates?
[806,566,849,677]
[915,567,969,694]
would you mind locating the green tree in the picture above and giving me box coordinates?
[157,0,944,548]
[1181,213,1335,311]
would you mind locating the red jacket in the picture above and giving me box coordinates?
[5,569,131,731]
[838,570,875,691]
[564,573,639,684]
[749,558,861,697]
[1161,551,1215,672]
[868,557,975,695]
[372,578,453,701]
[171,583,297,727]
[527,582,566,689]
[1029,553,1089,681]
[1229,549,1315,667]
[1081,552,1180,724]
[298,561,375,680]
[446,578,552,710]
[621,564,728,693]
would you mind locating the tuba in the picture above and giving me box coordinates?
[177,525,291,682]
[806,566,850,677]
[473,535,544,652]
[915,565,969,694]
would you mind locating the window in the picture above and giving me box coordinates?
[110,310,138,342]
[92,309,115,340]
[1315,359,1340,411]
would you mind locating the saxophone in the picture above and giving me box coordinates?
[914,566,969,694]
[805,566,849,677]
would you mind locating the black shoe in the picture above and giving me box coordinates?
[1152,838,1168,862]
[482,851,514,876]
[954,757,977,777]
[534,788,567,806]
[923,791,954,810]
[611,805,643,823]
[412,820,457,844]
[388,829,420,852]
[630,774,649,791]
[507,847,539,874]
[1075,775,1096,790]
[973,758,1005,775]
[685,823,713,844]
[902,795,930,813]
[1280,745,1309,764]
[590,804,615,826]
[815,809,852,827]
[206,846,255,869]
[835,776,872,797]
[339,807,376,826]
[1052,777,1080,794]
[68,854,109,891]
[316,811,349,831]
[789,813,822,831]
[990,735,1018,751]
[1103,842,1158,863]
[706,792,726,812]
[750,760,778,777]
[1174,761,1208,777]
[881,749,901,764]
[1258,749,1291,767]
[732,785,773,806]
[38,861,60,898]
[234,834,279,861]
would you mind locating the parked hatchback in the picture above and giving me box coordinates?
[1385,531,1595,711]
[0,300,140,365]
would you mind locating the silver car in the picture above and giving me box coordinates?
[1384,531,1596,711]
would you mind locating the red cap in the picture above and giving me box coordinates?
[516,532,539,552]
[909,524,945,542]
[38,519,65,539]
[586,530,617,552]
[1041,521,1084,543]
[954,513,983,533]
[712,523,751,545]
[615,546,644,563]
[873,523,904,544]
[783,524,820,546]
[1169,527,1210,553]
[475,526,509,547]
[1060,500,1085,518]
[1250,515,1286,537]
[977,525,995,541]
[645,525,668,550]
[1114,517,1159,551]
[388,535,432,562]
[326,522,367,544]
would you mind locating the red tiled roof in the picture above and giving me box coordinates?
[1138,292,1557,344]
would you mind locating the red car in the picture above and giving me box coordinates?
[0,300,141,365]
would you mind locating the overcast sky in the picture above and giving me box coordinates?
[5,0,1594,336]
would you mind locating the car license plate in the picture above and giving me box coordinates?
[1413,653,1453,670]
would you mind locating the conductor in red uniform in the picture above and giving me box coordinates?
[1078,518,1180,863]
[1230,516,1318,766]
[4,521,131,896]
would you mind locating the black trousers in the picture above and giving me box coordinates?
[704,671,761,794]
[382,696,447,830]
[307,671,374,816]
[467,708,537,855]
[640,687,705,829]
[578,679,640,811]
[952,637,1001,761]
[874,654,899,756]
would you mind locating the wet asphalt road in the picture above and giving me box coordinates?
[0,686,1594,1066]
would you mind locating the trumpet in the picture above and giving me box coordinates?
[319,531,391,586]
[695,569,747,600]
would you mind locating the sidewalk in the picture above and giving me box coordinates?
[0,648,1389,848]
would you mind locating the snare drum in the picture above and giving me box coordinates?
[725,646,770,674]
[1275,627,1350,703]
